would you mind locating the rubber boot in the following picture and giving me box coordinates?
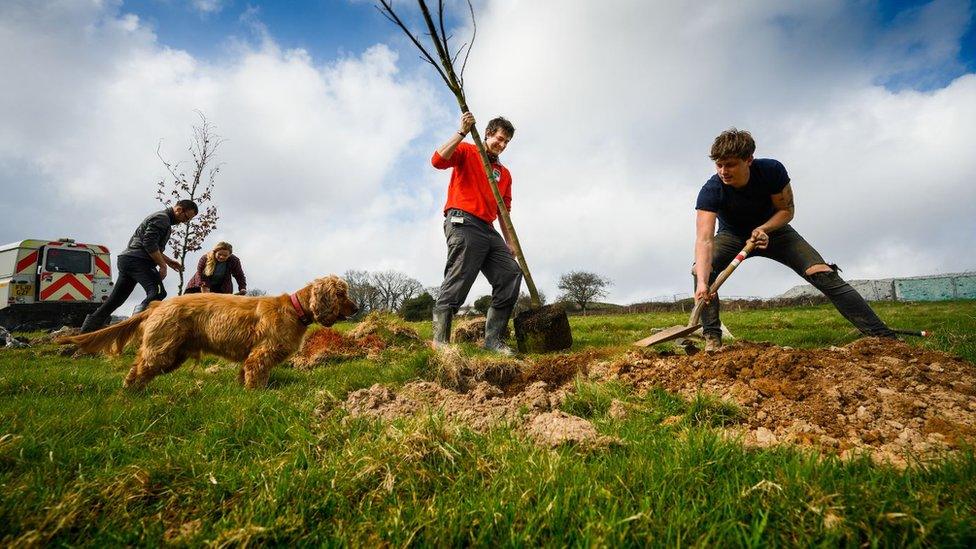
[80,313,108,334]
[432,310,453,350]
[704,333,722,352]
[483,306,515,356]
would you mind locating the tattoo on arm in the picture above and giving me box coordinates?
[775,185,795,214]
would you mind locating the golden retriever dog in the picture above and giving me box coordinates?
[58,275,358,389]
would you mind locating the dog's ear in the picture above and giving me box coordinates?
[308,276,342,326]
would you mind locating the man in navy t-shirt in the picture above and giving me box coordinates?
[693,128,896,350]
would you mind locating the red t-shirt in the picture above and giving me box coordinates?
[432,142,512,223]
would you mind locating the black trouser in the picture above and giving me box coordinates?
[434,209,523,314]
[693,226,895,338]
[91,255,166,319]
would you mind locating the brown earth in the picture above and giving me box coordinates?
[340,348,618,448]
[291,313,423,368]
[338,337,975,462]
[611,338,976,465]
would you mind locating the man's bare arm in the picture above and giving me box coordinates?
[694,210,717,301]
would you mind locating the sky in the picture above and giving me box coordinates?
[1,0,975,312]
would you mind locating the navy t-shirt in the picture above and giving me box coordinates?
[695,158,790,237]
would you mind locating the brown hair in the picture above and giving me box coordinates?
[204,241,233,276]
[485,116,515,138]
[709,128,756,161]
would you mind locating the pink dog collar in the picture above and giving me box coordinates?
[290,293,313,326]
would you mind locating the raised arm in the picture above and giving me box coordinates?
[694,210,717,302]
[434,112,476,164]
[751,183,795,248]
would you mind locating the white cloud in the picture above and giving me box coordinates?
[0,0,974,314]
[0,0,440,311]
[191,0,224,16]
[445,0,976,302]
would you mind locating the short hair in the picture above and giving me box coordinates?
[485,116,515,138]
[710,128,756,161]
[175,199,199,214]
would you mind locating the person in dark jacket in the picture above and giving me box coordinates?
[184,241,247,295]
[80,200,198,332]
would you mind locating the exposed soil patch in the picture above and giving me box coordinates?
[291,313,422,369]
[341,349,616,447]
[337,336,975,462]
[612,338,976,465]
[343,380,568,433]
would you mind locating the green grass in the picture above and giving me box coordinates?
[1,301,975,545]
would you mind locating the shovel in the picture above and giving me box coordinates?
[635,240,756,347]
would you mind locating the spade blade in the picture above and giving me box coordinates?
[633,324,702,347]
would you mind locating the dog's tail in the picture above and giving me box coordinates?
[56,311,151,355]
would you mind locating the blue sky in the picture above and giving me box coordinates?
[2,0,975,305]
[126,0,976,90]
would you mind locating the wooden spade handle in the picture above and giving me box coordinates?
[688,240,756,326]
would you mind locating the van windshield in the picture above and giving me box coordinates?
[46,248,91,274]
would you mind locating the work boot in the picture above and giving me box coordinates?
[704,334,722,352]
[431,310,453,350]
[483,306,515,356]
[80,313,108,334]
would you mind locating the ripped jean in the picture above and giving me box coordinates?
[693,225,896,338]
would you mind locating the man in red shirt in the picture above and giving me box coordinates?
[430,112,522,355]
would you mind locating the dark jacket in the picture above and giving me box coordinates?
[185,254,247,294]
[119,208,176,261]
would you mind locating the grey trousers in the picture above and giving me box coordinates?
[694,225,895,338]
[434,209,523,314]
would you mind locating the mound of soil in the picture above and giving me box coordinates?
[292,314,422,369]
[343,380,566,433]
[347,312,422,347]
[341,348,619,448]
[612,338,976,465]
[291,328,386,369]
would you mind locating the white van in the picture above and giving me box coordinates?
[0,238,113,330]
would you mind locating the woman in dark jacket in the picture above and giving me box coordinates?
[184,241,247,295]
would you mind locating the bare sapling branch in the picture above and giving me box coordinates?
[155,111,224,295]
[377,0,543,308]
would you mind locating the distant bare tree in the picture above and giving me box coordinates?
[245,288,267,297]
[343,270,382,315]
[371,270,423,312]
[156,110,223,295]
[557,271,612,315]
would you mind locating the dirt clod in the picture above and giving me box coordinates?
[526,411,620,448]
[514,304,573,353]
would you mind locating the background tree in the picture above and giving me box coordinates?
[473,295,491,315]
[371,270,423,312]
[245,289,267,297]
[343,269,424,315]
[343,270,381,317]
[156,110,223,295]
[400,291,435,321]
[557,271,612,315]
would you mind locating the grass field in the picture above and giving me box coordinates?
[1,301,975,546]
